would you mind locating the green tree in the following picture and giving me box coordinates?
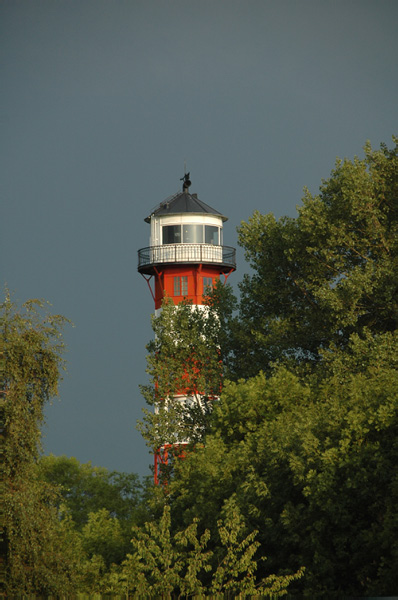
[81,508,126,568]
[39,455,151,574]
[232,137,398,377]
[39,454,147,528]
[1,295,80,595]
[169,330,398,597]
[100,503,301,597]
[139,295,227,480]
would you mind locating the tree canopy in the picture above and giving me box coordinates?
[1,295,78,595]
[39,454,146,528]
[169,330,398,596]
[231,137,398,377]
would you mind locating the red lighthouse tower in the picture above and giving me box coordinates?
[138,174,236,482]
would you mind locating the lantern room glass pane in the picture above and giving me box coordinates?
[163,225,181,244]
[182,224,203,244]
[205,225,219,245]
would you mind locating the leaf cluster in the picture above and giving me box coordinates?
[97,502,302,597]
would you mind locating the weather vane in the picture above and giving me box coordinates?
[180,172,191,192]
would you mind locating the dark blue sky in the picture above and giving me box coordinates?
[2,0,397,476]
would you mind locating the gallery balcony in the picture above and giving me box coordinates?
[137,243,236,275]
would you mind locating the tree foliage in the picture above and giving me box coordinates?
[39,454,151,569]
[232,137,398,377]
[0,295,79,595]
[169,330,398,596]
[39,454,147,528]
[97,503,302,597]
[138,295,227,466]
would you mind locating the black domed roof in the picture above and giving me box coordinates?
[145,191,227,223]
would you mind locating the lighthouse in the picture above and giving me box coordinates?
[138,174,236,482]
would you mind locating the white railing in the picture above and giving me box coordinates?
[138,244,236,270]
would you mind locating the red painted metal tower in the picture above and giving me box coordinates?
[138,174,236,482]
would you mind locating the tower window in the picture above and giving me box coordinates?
[174,276,188,296]
[203,277,213,292]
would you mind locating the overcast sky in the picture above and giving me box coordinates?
[1,0,397,477]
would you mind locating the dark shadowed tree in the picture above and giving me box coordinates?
[39,454,147,528]
[169,330,398,597]
[39,454,149,567]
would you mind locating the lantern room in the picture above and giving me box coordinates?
[138,174,236,310]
